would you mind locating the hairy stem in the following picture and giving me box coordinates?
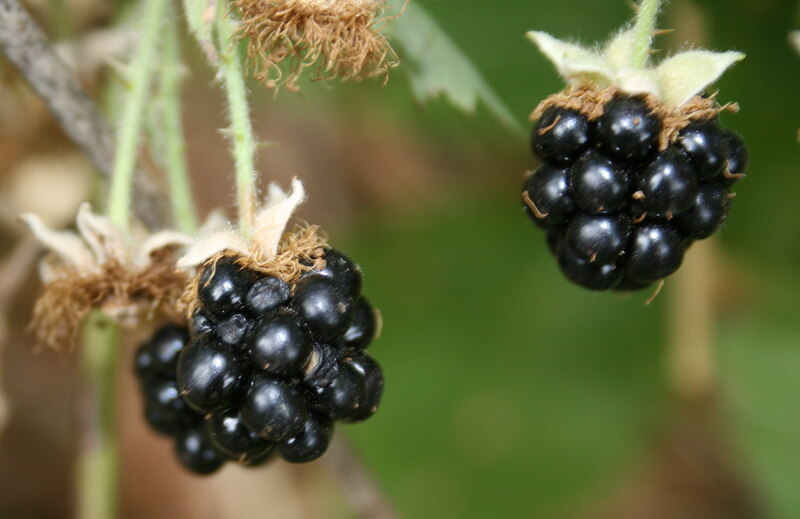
[631,0,662,68]
[77,312,120,519]
[107,0,169,231]
[216,12,258,237]
[160,6,198,234]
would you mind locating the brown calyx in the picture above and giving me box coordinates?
[180,224,329,318]
[531,86,739,151]
[231,0,401,91]
[30,250,188,351]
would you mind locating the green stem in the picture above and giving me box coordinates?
[216,12,258,238]
[107,0,169,231]
[77,312,120,519]
[631,0,662,68]
[160,7,198,234]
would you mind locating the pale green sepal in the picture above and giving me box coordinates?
[604,25,638,70]
[656,50,745,107]
[526,31,614,87]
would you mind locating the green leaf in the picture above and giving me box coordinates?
[385,2,523,135]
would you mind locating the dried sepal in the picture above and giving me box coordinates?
[231,0,401,91]
[532,86,739,151]
[178,178,328,317]
[21,204,192,350]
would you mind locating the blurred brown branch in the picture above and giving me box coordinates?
[0,0,165,229]
[325,437,400,519]
[0,237,39,433]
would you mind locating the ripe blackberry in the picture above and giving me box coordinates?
[278,413,333,463]
[293,275,355,340]
[524,5,746,291]
[522,164,574,228]
[637,148,698,215]
[524,98,744,291]
[175,427,227,475]
[565,214,630,264]
[531,106,592,164]
[569,150,630,214]
[342,297,378,349]
[176,334,248,414]
[133,247,384,475]
[197,257,260,318]
[596,95,661,163]
[206,412,274,459]
[674,184,732,240]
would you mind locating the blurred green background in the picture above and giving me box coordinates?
[316,0,800,517]
[0,0,798,518]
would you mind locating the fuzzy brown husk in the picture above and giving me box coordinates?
[232,0,400,91]
[181,224,329,317]
[30,251,188,351]
[531,86,740,151]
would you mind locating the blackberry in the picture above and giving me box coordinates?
[176,334,248,414]
[569,150,630,214]
[241,374,308,441]
[626,223,685,283]
[596,95,661,163]
[557,244,625,291]
[246,276,291,313]
[678,121,728,179]
[525,93,748,291]
[565,213,630,264]
[531,106,592,164]
[293,275,355,340]
[311,361,366,421]
[197,257,260,318]
[278,413,334,463]
[206,412,274,460]
[308,248,363,298]
[342,297,377,349]
[674,184,732,239]
[248,309,312,374]
[133,246,384,474]
[175,427,227,475]
[637,149,697,215]
[722,130,748,185]
[522,164,575,228]
[343,351,384,422]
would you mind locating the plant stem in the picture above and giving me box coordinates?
[77,312,120,519]
[631,0,662,68]
[216,11,258,238]
[107,0,169,232]
[667,240,717,401]
[160,6,198,234]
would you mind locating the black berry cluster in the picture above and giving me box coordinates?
[134,249,383,475]
[523,94,748,291]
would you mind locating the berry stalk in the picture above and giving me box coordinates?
[216,10,259,238]
[631,0,662,68]
[159,7,198,234]
[107,0,169,232]
[77,312,121,519]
